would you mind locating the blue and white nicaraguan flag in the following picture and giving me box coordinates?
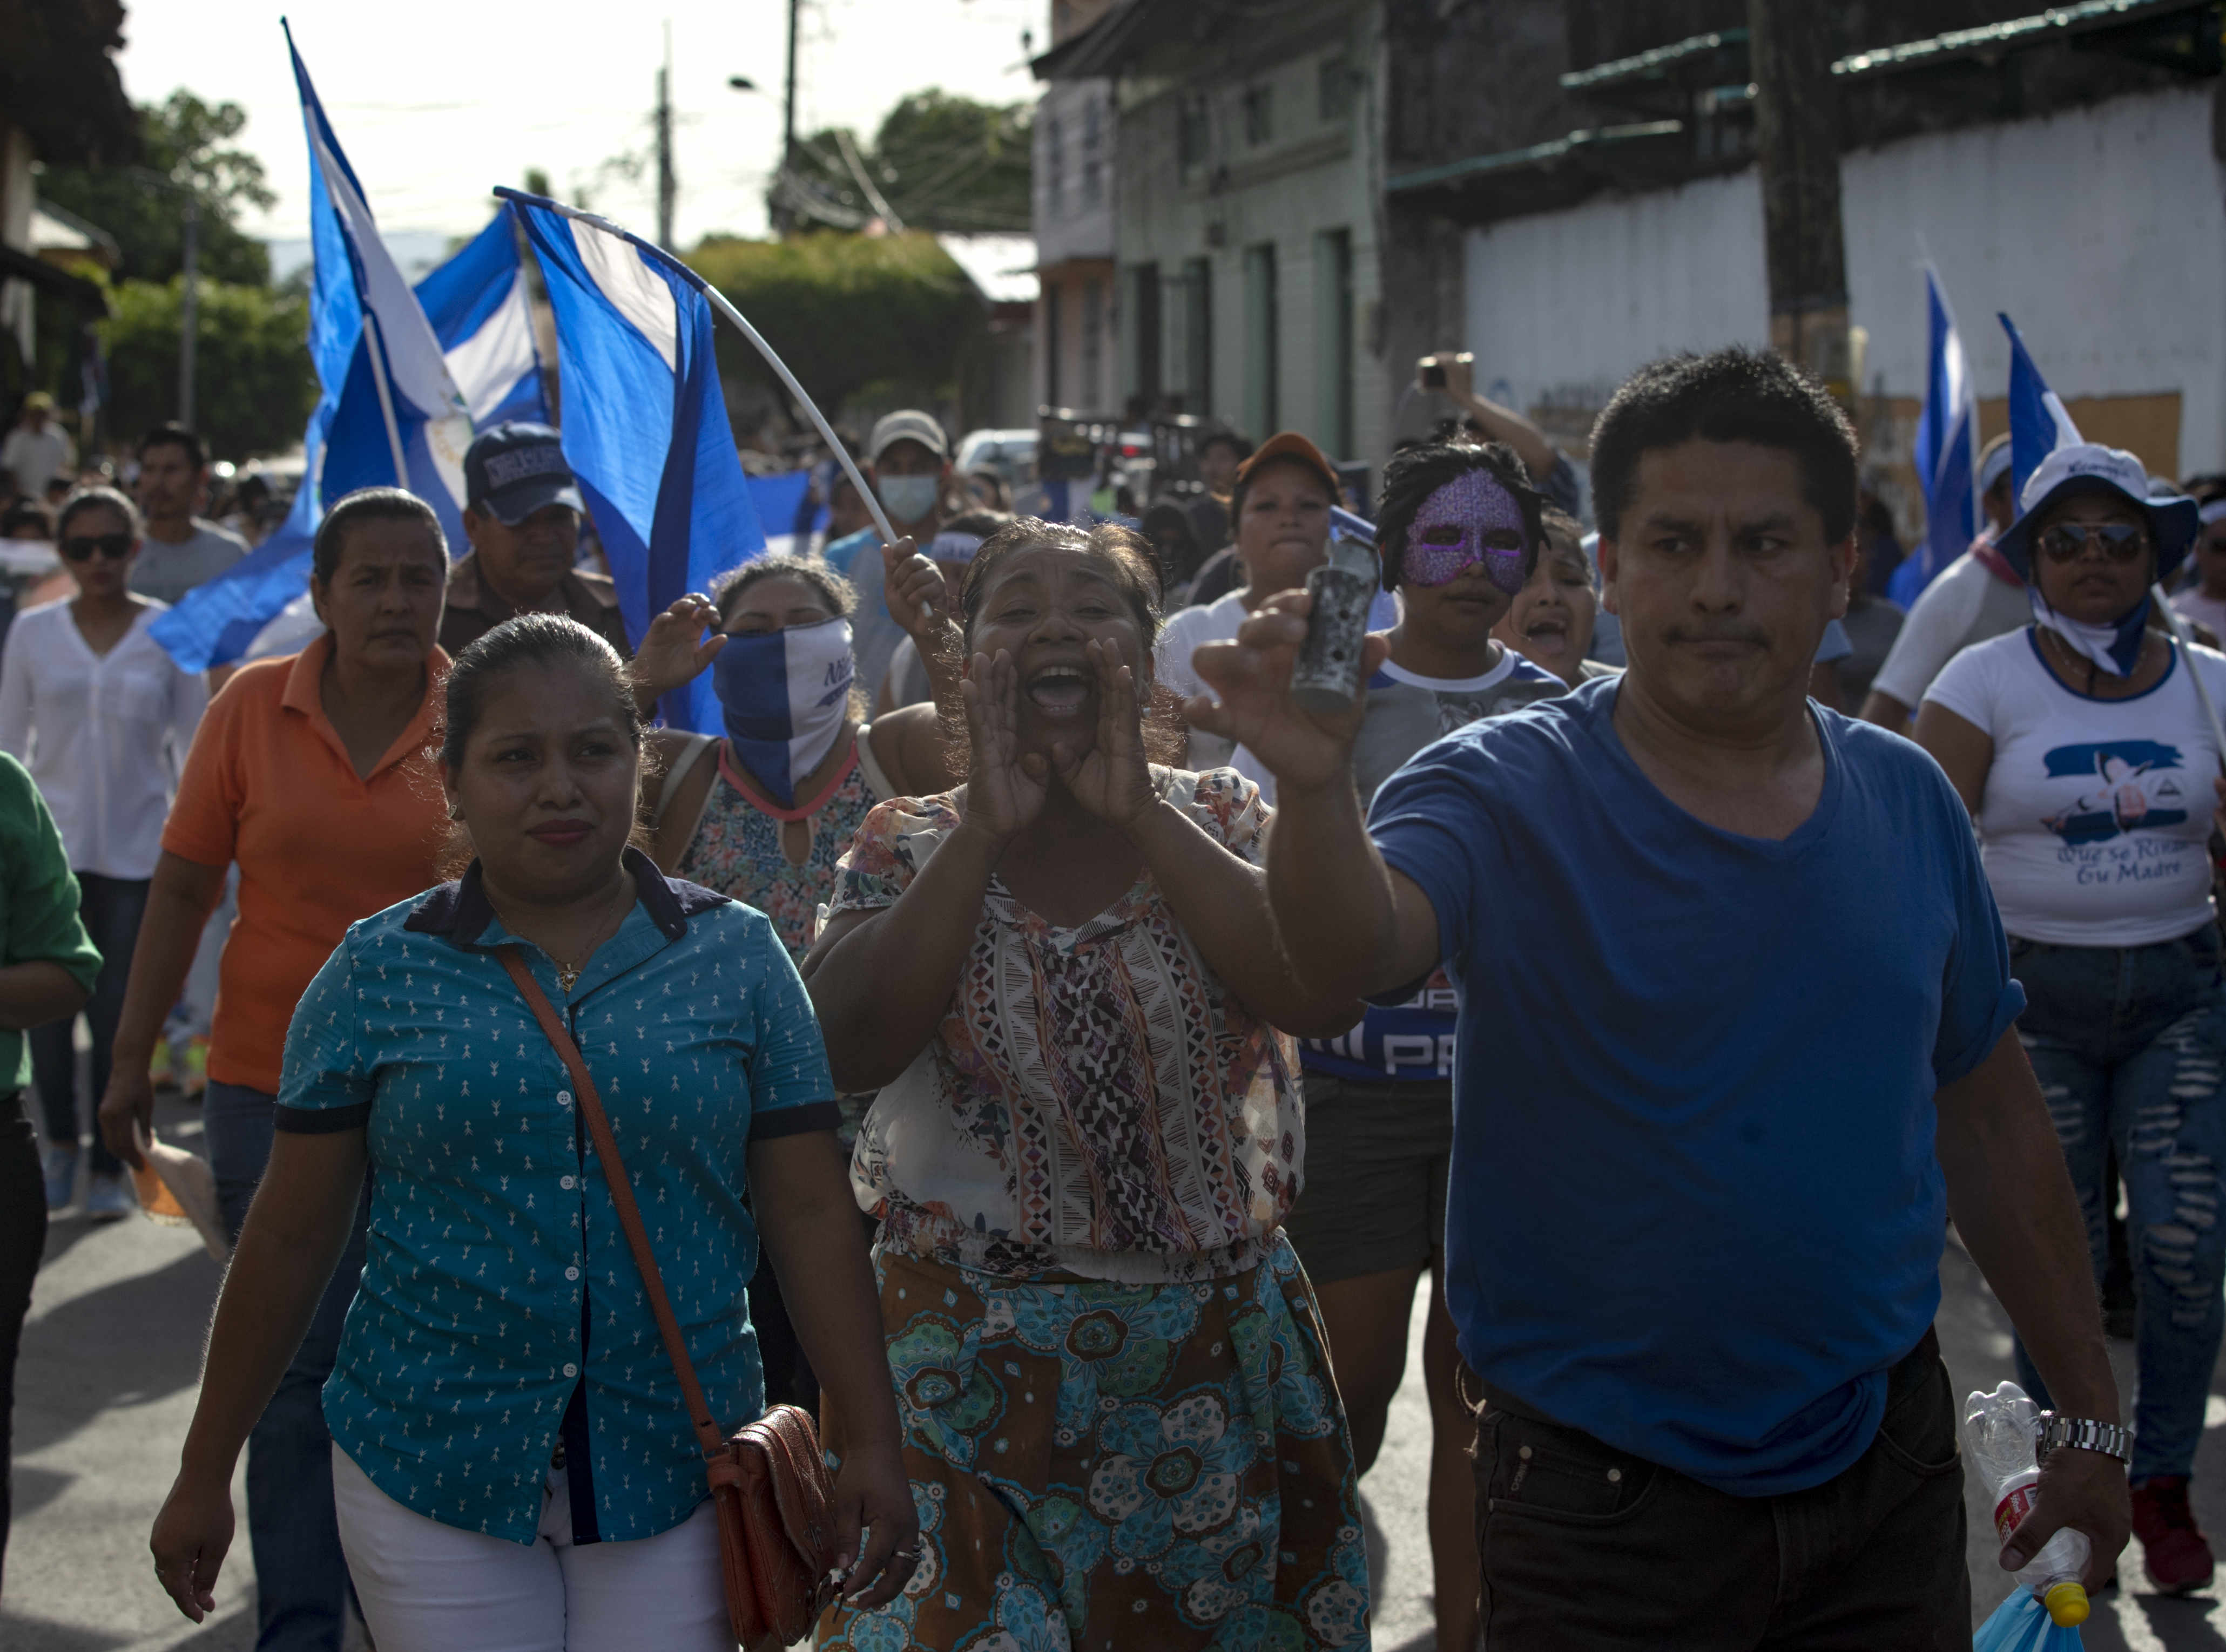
[498,187,766,733]
[152,29,541,671]
[2000,312,2085,500]
[149,208,545,669]
[1890,267,1979,606]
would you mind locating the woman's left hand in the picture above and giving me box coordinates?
[630,594,726,706]
[1054,638,1158,831]
[831,1436,921,1610]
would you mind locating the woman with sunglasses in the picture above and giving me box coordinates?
[1915,443,2225,1597]
[0,486,205,1218]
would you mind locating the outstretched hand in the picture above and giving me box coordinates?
[960,649,1049,844]
[631,594,726,706]
[1185,590,1385,794]
[1053,638,1157,831]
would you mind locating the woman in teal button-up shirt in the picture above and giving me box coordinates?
[145,616,915,1649]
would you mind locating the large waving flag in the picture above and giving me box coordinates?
[1890,268,1978,606]
[498,187,766,733]
[150,209,545,670]
[285,24,474,539]
[2000,313,2084,500]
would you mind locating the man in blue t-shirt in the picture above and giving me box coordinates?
[1188,348,2129,1646]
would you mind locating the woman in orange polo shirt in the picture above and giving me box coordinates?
[100,485,451,1652]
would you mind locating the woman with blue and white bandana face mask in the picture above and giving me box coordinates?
[641,552,959,1412]
[1917,443,2226,1598]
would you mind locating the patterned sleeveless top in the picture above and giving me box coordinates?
[675,739,882,964]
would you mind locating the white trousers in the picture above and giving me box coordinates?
[330,1446,729,1652]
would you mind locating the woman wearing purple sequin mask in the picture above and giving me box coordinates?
[1280,439,1574,1652]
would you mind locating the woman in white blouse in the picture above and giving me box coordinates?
[0,486,205,1216]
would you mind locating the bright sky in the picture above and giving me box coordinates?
[115,0,1043,250]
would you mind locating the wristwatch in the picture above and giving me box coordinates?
[2038,1412,2133,1464]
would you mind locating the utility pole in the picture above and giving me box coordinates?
[656,21,677,248]
[778,0,800,236]
[1746,0,1851,404]
[178,192,200,429]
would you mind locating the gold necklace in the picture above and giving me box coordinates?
[498,874,634,993]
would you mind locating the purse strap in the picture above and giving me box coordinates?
[495,945,728,1463]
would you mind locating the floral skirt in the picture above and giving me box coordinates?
[816,1232,1370,1651]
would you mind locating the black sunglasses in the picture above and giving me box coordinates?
[2037,522,2149,564]
[60,533,133,563]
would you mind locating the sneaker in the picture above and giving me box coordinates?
[41,1142,78,1209]
[149,1040,177,1094]
[180,1034,210,1101]
[2131,1477,2216,1594]
[84,1172,133,1221]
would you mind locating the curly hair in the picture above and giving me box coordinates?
[1373,441,1545,593]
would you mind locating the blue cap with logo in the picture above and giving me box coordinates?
[463,422,585,526]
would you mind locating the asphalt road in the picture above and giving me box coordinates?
[9,1109,2226,1650]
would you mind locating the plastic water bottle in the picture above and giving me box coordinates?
[1963,1381,2093,1627]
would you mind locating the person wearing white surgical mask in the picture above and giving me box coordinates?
[834,411,955,707]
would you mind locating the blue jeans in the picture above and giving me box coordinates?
[2009,926,2226,1482]
[204,1081,370,1652]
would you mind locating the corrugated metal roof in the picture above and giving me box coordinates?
[937,234,1041,305]
[1560,29,1748,93]
[1386,121,1685,194]
[1833,0,2204,78]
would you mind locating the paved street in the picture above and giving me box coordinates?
[10,1114,2226,1649]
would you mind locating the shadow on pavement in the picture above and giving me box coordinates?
[16,1247,221,1460]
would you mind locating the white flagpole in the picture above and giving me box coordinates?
[508,194,902,554]
[2151,582,2226,764]
[359,311,412,490]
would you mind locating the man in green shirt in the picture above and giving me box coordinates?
[0,748,102,1589]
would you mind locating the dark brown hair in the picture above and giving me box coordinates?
[434,613,655,876]
[313,487,447,585]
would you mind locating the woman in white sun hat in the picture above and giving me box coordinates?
[1915,442,2222,1597]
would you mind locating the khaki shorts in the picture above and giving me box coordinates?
[1282,1070,1453,1284]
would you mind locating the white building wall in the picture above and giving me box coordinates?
[1458,88,2225,477]
[1842,87,2226,477]
[1462,170,1770,422]
[1111,6,1389,462]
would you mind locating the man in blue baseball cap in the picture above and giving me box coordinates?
[440,422,632,660]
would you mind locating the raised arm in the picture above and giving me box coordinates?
[99,851,227,1166]
[149,1127,369,1621]
[802,649,1045,1091]
[1185,591,1441,1001]
[1935,1030,2129,1586]
[1058,637,1360,1034]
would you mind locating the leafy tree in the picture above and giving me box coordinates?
[103,277,317,460]
[788,91,1031,234]
[41,92,276,286]
[687,232,982,418]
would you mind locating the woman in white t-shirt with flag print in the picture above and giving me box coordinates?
[1917,443,2224,1597]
